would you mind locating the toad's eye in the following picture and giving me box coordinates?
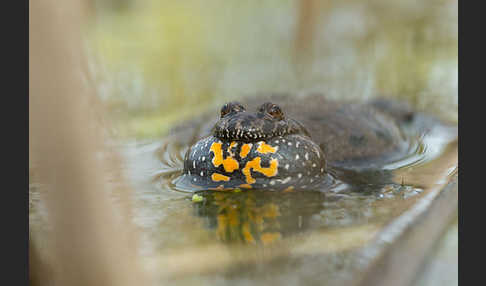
[259,102,284,120]
[220,102,245,118]
[220,104,231,117]
[268,105,284,120]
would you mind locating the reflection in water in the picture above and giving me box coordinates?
[193,190,327,245]
[190,176,431,245]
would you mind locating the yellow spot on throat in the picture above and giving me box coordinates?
[210,142,239,172]
[242,157,278,184]
[257,141,278,154]
[211,173,230,182]
[239,184,252,189]
[240,143,252,158]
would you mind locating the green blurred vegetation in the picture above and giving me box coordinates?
[86,0,457,139]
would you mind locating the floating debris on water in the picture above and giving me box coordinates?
[192,194,204,203]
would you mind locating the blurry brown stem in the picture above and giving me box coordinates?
[29,0,152,285]
[293,0,330,82]
[294,0,319,63]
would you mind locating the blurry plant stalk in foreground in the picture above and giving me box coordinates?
[29,0,153,285]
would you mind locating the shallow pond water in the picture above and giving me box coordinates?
[28,105,457,285]
[107,108,458,285]
[28,98,457,286]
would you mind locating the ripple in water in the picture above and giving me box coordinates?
[125,115,457,249]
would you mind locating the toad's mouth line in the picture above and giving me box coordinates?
[213,129,298,142]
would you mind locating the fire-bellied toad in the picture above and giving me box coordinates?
[170,94,427,191]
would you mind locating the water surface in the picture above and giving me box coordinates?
[113,112,458,284]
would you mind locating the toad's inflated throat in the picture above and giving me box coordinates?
[174,102,328,191]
